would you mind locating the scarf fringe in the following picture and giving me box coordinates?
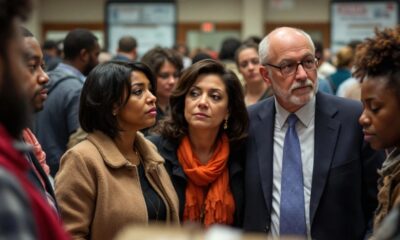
[178,134,235,226]
[204,197,235,226]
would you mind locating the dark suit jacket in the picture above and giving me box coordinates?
[148,135,245,227]
[243,92,384,239]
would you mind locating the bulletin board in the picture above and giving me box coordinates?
[330,0,399,53]
[105,0,177,59]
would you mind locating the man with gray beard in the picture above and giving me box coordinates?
[243,27,384,239]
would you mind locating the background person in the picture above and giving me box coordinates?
[42,39,62,71]
[141,46,183,123]
[21,26,58,212]
[34,28,100,176]
[235,42,273,106]
[219,37,243,85]
[173,43,191,69]
[327,45,354,94]
[112,35,137,62]
[313,40,333,94]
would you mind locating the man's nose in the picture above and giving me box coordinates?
[295,63,308,80]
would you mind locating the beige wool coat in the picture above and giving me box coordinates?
[55,131,180,240]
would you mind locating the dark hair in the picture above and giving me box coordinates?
[155,59,248,145]
[234,42,258,66]
[79,61,156,139]
[63,28,98,60]
[348,40,362,51]
[335,46,354,68]
[219,37,241,61]
[20,26,33,37]
[192,52,212,64]
[313,40,323,60]
[243,36,262,45]
[0,0,31,60]
[173,43,189,56]
[118,36,137,52]
[141,46,183,75]
[0,0,32,138]
[353,26,400,98]
[42,39,58,50]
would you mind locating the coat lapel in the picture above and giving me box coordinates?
[254,99,275,214]
[160,137,187,180]
[310,93,341,225]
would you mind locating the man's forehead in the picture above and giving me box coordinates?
[23,37,41,58]
[269,39,313,62]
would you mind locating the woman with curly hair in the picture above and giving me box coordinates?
[355,26,400,234]
[141,47,183,122]
[148,59,248,227]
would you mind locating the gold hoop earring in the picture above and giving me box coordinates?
[224,118,228,130]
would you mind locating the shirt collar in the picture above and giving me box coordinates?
[275,95,316,129]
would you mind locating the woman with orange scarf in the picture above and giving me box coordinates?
[149,59,248,227]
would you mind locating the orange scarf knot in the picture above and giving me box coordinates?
[177,134,235,226]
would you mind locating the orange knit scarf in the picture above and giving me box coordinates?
[177,134,235,226]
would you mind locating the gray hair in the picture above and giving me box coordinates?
[259,27,315,65]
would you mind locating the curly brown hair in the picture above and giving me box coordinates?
[141,46,183,76]
[353,26,400,96]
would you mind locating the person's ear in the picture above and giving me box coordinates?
[132,49,137,60]
[260,65,271,85]
[80,48,89,63]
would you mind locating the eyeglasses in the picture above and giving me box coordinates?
[264,57,318,77]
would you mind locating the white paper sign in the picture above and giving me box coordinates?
[331,1,398,52]
[107,2,176,57]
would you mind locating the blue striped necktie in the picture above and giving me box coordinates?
[280,113,307,236]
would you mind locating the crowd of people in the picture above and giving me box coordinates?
[0,0,400,239]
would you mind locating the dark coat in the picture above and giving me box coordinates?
[243,92,384,239]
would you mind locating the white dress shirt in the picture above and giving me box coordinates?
[270,96,316,238]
